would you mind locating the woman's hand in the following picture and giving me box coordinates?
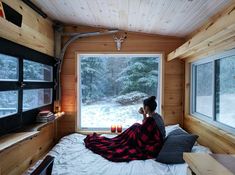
[138,107,144,114]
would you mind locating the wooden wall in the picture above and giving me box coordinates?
[168,3,235,154]
[0,0,54,56]
[0,124,55,175]
[59,25,185,137]
[0,1,55,174]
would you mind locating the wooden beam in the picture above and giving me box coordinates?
[167,2,235,61]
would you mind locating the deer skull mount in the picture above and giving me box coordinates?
[113,33,127,51]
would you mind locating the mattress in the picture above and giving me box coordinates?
[26,125,211,175]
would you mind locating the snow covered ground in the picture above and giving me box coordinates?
[196,94,235,127]
[81,101,143,128]
[81,94,235,129]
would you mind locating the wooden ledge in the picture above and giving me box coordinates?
[0,131,39,153]
[0,112,65,153]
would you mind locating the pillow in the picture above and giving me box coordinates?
[167,128,188,137]
[165,124,181,136]
[156,134,198,164]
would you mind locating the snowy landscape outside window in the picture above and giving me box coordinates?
[0,54,18,118]
[191,49,235,131]
[79,54,161,130]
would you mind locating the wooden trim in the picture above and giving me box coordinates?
[167,2,235,61]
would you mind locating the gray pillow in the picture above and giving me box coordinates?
[156,134,198,164]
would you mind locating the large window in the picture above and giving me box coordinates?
[0,38,55,135]
[78,54,161,130]
[191,49,235,131]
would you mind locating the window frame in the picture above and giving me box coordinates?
[76,53,163,132]
[190,49,235,134]
[0,37,56,136]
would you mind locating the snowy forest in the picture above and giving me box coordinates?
[80,55,159,128]
[0,53,52,118]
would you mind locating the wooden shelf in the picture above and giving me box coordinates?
[0,131,39,153]
[20,112,65,132]
[183,153,235,175]
[0,112,65,153]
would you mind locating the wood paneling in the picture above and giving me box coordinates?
[0,0,54,56]
[167,1,235,61]
[0,124,55,175]
[179,3,235,154]
[59,25,185,138]
[32,0,231,37]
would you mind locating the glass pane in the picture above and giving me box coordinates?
[80,55,159,129]
[0,53,18,81]
[23,60,52,82]
[0,91,18,118]
[195,62,213,117]
[216,56,235,128]
[23,88,52,111]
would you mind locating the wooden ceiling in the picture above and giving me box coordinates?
[32,0,232,37]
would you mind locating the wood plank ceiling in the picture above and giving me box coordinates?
[32,0,232,37]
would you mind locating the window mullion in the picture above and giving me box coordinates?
[18,58,23,118]
[214,60,220,122]
[212,60,217,122]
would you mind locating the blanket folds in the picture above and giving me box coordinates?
[84,117,163,162]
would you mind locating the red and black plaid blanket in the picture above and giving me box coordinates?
[84,117,164,162]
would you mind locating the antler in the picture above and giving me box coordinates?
[113,33,127,51]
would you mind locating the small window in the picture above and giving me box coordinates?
[191,49,235,132]
[0,91,18,118]
[0,53,18,81]
[23,88,52,111]
[24,60,53,82]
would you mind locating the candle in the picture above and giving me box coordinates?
[117,124,122,133]
[111,124,116,133]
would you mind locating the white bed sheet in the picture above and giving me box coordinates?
[27,125,211,175]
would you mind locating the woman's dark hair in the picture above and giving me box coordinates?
[143,96,157,112]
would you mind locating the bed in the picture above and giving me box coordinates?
[26,125,211,175]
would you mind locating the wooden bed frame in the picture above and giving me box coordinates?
[30,155,54,175]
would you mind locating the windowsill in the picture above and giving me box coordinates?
[0,112,65,153]
[78,130,122,135]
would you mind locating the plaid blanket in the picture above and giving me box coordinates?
[84,117,164,162]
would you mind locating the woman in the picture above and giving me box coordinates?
[84,96,165,162]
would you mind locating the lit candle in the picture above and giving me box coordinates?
[117,124,122,133]
[111,124,116,133]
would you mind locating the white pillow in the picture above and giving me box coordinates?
[165,124,181,136]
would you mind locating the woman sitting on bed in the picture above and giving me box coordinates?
[84,96,165,162]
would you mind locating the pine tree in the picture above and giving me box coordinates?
[116,57,159,95]
[81,56,105,103]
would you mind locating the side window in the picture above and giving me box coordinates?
[191,49,235,132]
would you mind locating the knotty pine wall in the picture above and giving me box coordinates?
[0,0,54,56]
[0,1,55,174]
[59,25,185,137]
